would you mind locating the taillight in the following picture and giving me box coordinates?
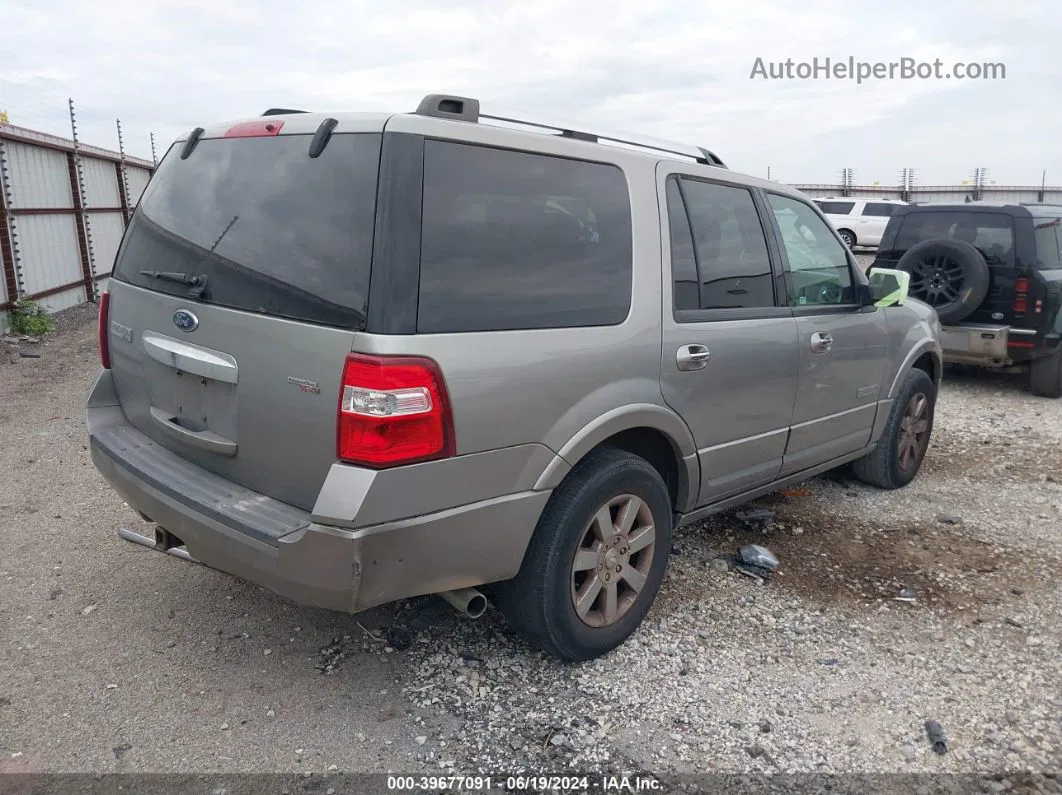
[336,353,454,468]
[1013,277,1030,315]
[98,291,111,369]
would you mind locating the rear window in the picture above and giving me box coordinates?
[113,133,382,329]
[862,202,898,217]
[1032,215,1062,269]
[417,141,633,333]
[894,211,1015,266]
[815,201,855,215]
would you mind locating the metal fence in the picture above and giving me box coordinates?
[793,184,1062,205]
[0,122,154,330]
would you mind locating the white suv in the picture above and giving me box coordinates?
[813,197,908,249]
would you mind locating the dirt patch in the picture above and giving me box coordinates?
[677,490,1052,617]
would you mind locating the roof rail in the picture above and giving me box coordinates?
[414,93,727,169]
[262,108,308,116]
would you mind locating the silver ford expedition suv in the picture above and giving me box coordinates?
[87,94,942,661]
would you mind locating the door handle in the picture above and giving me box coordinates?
[676,344,710,371]
[810,332,833,354]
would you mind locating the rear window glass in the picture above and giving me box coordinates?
[417,140,633,333]
[894,211,1014,266]
[862,202,898,217]
[815,201,855,215]
[1033,215,1062,268]
[113,133,381,329]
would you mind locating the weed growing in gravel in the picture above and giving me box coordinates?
[10,299,55,337]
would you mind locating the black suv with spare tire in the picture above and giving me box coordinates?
[871,202,1062,397]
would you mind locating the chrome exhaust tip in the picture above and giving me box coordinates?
[438,587,488,619]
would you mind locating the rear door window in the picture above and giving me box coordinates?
[672,177,775,310]
[862,202,898,217]
[1032,215,1062,269]
[417,141,633,333]
[113,133,382,329]
[894,211,1014,266]
[815,201,856,215]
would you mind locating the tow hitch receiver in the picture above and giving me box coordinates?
[117,525,197,563]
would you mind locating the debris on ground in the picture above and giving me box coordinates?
[895,588,917,603]
[924,720,948,754]
[937,514,963,525]
[386,626,413,651]
[733,544,779,582]
[735,508,775,531]
[782,487,812,498]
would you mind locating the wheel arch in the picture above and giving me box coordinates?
[889,341,942,399]
[534,404,699,513]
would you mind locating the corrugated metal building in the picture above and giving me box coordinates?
[0,123,154,329]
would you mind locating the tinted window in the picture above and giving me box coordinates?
[894,211,1014,266]
[113,134,381,329]
[862,202,898,217]
[418,141,632,333]
[815,201,856,215]
[768,194,854,306]
[678,179,774,310]
[1033,216,1062,269]
[666,178,699,311]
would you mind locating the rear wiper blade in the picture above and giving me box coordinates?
[139,270,209,300]
[139,270,204,286]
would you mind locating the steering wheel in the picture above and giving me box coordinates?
[818,281,843,304]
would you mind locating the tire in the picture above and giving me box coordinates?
[852,368,936,489]
[495,448,672,661]
[1030,345,1062,398]
[896,239,990,324]
[838,229,856,249]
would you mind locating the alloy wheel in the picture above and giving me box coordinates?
[570,494,656,628]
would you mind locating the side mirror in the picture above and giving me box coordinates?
[865,267,910,307]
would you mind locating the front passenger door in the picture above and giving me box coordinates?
[764,193,889,476]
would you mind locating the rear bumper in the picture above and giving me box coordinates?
[87,372,551,613]
[939,324,1040,366]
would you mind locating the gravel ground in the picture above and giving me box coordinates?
[2,302,1060,793]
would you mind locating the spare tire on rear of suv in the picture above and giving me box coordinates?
[895,239,990,324]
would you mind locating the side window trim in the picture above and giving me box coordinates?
[665,173,788,323]
[749,187,792,308]
[762,190,862,312]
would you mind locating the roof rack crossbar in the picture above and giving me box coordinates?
[414,93,726,168]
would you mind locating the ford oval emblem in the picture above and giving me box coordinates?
[172,309,199,332]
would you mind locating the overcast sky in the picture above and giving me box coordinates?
[1,0,1057,186]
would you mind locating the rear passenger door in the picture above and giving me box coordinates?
[763,193,889,475]
[657,167,800,505]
